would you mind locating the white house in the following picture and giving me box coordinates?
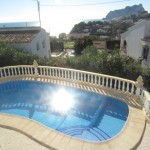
[120,20,150,66]
[0,27,51,58]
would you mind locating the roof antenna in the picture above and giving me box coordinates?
[34,0,41,28]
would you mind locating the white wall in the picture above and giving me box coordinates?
[15,28,51,58]
[121,21,150,59]
[125,25,145,59]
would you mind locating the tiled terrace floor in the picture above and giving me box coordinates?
[0,123,149,150]
[0,76,148,150]
[137,122,150,150]
[0,127,51,150]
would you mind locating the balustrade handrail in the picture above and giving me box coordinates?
[0,63,150,120]
[38,66,136,84]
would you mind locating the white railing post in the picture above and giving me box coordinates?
[122,81,125,91]
[33,60,39,76]
[110,78,112,88]
[106,78,108,87]
[4,69,6,77]
[114,79,117,89]
[118,80,121,90]
[135,76,143,96]
[102,77,104,86]
[0,70,2,77]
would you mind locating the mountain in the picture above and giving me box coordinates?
[104,4,145,20]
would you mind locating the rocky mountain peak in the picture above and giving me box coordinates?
[104,4,145,20]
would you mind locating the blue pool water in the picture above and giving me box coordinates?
[0,81,129,142]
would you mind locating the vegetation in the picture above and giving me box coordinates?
[0,42,38,67]
[50,37,64,52]
[70,11,150,39]
[0,42,149,90]
[64,41,74,49]
[74,37,93,55]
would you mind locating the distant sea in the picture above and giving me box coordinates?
[81,19,104,23]
[0,21,40,28]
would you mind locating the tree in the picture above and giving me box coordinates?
[74,39,84,55]
[74,37,93,55]
[59,33,66,40]
[50,37,64,52]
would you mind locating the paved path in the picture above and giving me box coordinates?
[0,123,149,150]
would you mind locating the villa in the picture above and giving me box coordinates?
[120,19,150,67]
[0,26,51,58]
[0,61,149,149]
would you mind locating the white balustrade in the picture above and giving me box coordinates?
[0,64,145,97]
[141,90,150,118]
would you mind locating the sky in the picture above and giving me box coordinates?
[0,0,150,36]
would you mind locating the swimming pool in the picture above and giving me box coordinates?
[0,81,129,142]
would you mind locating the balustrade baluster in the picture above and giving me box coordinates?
[18,67,20,75]
[122,82,125,91]
[38,68,40,75]
[98,76,101,85]
[81,73,83,81]
[55,69,58,77]
[27,67,30,74]
[106,78,108,87]
[84,73,86,82]
[74,71,77,80]
[7,68,10,76]
[49,68,51,76]
[21,67,23,75]
[59,69,61,77]
[91,75,93,83]
[110,78,112,88]
[68,71,70,79]
[44,68,46,76]
[94,75,97,84]
[127,82,129,92]
[114,79,117,89]
[131,84,134,94]
[47,68,50,76]
[10,68,13,76]
[118,80,121,90]
[30,67,33,74]
[61,70,63,78]
[45,68,47,76]
[3,69,6,77]
[64,70,66,78]
[88,74,90,82]
[0,69,3,77]
[102,77,104,86]
[52,68,54,76]
[81,73,84,82]
[71,71,73,80]
[14,68,17,75]
[77,72,79,80]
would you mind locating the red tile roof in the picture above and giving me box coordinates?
[0,29,40,43]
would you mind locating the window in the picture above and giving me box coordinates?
[42,40,45,48]
[142,45,149,60]
[124,40,127,48]
[36,42,40,51]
